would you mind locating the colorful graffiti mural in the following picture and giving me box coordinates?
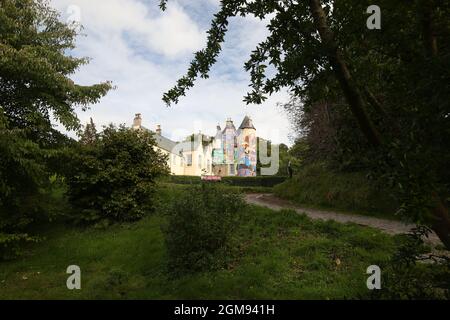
[212,116,257,177]
[212,149,224,164]
[237,131,256,176]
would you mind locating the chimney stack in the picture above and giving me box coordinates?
[156,124,162,135]
[133,113,142,129]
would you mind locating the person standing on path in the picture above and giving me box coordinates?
[287,160,293,178]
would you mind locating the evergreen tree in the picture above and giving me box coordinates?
[79,118,98,145]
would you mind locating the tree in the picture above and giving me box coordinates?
[0,0,112,258]
[79,117,98,145]
[0,111,61,259]
[159,0,450,248]
[0,0,112,134]
[66,125,169,225]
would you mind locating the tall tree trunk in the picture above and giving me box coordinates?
[309,0,450,249]
[420,0,438,56]
[420,1,450,248]
[363,87,387,118]
[308,0,382,147]
[431,195,450,249]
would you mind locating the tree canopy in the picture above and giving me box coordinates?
[0,0,112,133]
[160,0,450,248]
[0,0,113,258]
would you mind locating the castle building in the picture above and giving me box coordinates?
[132,114,257,177]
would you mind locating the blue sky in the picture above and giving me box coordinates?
[51,0,293,145]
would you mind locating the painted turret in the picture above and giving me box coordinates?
[237,115,257,176]
[222,118,237,166]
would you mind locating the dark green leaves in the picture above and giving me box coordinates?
[0,0,112,132]
[66,124,169,225]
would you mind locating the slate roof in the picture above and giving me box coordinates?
[141,126,177,153]
[238,115,255,130]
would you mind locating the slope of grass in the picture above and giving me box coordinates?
[274,163,399,220]
[158,181,273,194]
[0,184,398,299]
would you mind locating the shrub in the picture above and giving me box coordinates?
[371,227,450,299]
[162,183,245,275]
[164,175,201,185]
[66,125,168,225]
[221,176,286,187]
[165,175,286,187]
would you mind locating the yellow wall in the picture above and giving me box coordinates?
[154,143,213,176]
[154,146,184,175]
[178,143,213,176]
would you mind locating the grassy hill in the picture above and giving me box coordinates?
[0,184,400,299]
[274,163,400,220]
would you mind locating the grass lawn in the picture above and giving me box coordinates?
[0,184,400,299]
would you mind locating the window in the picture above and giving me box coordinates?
[229,164,235,175]
[198,155,202,169]
[186,154,192,166]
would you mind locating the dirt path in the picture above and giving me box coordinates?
[245,193,442,246]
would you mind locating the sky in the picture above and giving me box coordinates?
[51,0,293,145]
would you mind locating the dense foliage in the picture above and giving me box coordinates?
[162,184,245,275]
[0,0,111,258]
[0,0,112,132]
[0,111,73,259]
[160,0,450,249]
[66,125,168,225]
[278,0,450,242]
[0,113,44,259]
[372,226,450,299]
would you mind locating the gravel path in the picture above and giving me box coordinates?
[245,193,442,246]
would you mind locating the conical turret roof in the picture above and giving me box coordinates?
[238,115,255,130]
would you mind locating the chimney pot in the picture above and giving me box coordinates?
[133,113,142,129]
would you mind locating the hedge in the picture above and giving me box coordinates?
[165,175,287,188]
[222,176,287,187]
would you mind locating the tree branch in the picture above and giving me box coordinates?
[308,0,382,147]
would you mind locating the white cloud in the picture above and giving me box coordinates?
[53,0,206,57]
[50,0,293,145]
